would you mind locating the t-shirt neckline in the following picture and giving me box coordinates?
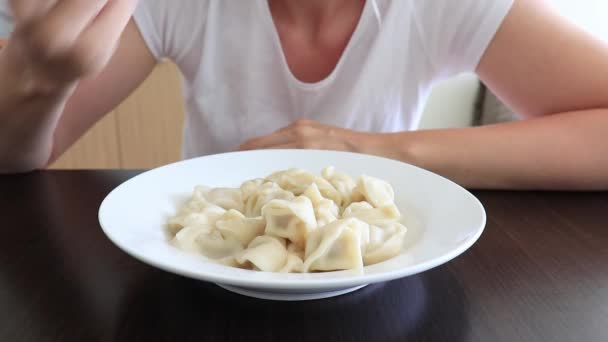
[257,0,371,90]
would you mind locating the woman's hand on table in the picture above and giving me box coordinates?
[238,119,395,157]
[238,112,608,191]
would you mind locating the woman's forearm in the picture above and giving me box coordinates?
[370,109,608,190]
[239,110,608,190]
[0,1,138,174]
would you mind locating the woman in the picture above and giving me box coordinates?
[0,0,607,189]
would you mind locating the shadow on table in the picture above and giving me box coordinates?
[114,267,469,342]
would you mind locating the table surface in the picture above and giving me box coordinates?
[1,171,607,342]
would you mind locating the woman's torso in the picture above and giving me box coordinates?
[131,0,513,158]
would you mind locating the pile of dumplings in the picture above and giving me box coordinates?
[168,167,407,273]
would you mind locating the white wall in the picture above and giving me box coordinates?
[551,0,608,40]
[419,74,480,130]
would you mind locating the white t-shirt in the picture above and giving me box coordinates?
[0,0,513,158]
[133,0,512,158]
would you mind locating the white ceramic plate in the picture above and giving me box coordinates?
[99,150,485,301]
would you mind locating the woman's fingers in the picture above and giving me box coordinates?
[239,129,295,150]
[7,0,139,86]
[55,0,138,77]
[28,0,108,57]
[9,0,56,23]
[238,119,361,152]
[240,119,327,150]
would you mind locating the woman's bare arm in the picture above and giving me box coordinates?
[0,1,156,173]
[241,0,608,190]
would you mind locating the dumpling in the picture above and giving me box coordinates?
[215,209,266,246]
[342,201,373,217]
[303,183,339,227]
[193,228,244,260]
[279,252,304,273]
[172,225,243,265]
[363,222,407,265]
[265,168,314,194]
[242,181,295,217]
[262,196,317,248]
[172,224,214,253]
[266,168,343,206]
[303,218,367,272]
[355,175,395,208]
[321,166,364,208]
[240,178,267,216]
[342,201,401,226]
[177,193,226,215]
[287,241,305,260]
[236,236,304,273]
[240,178,266,201]
[236,236,289,272]
[236,236,287,271]
[169,167,407,273]
[193,186,244,212]
[284,242,306,273]
[167,203,226,234]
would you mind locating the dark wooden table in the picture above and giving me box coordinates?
[1,171,607,342]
